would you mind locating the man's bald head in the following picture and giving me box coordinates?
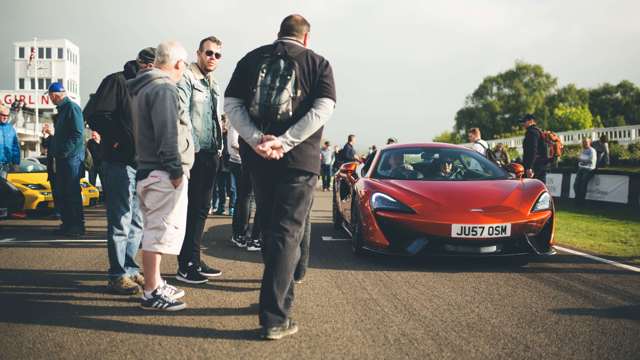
[0,106,10,123]
[278,14,310,41]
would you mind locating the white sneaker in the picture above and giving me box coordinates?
[246,238,262,252]
[142,280,185,300]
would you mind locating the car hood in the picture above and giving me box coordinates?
[376,179,546,221]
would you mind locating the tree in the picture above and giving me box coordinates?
[589,81,640,126]
[550,104,593,131]
[454,61,557,139]
[432,130,464,144]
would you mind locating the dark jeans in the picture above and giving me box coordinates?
[251,166,317,328]
[294,199,313,281]
[178,151,219,269]
[574,168,594,204]
[102,161,143,279]
[88,165,102,187]
[321,164,332,190]
[533,164,547,183]
[230,162,251,237]
[212,170,236,212]
[54,154,85,230]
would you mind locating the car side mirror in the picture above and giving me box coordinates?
[507,163,525,179]
[339,162,358,176]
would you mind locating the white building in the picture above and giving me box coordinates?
[0,38,80,156]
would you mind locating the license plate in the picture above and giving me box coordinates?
[0,208,7,218]
[451,223,511,238]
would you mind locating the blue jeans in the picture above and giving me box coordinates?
[321,164,332,190]
[54,154,85,230]
[102,161,143,279]
[212,170,236,212]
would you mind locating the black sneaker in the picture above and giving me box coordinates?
[230,234,247,248]
[261,319,299,340]
[246,238,262,252]
[176,263,208,284]
[140,288,186,311]
[198,261,222,278]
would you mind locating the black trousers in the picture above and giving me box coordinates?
[574,168,594,204]
[178,151,219,269]
[251,166,316,327]
[533,163,547,183]
[294,199,313,281]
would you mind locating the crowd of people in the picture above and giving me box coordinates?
[0,14,618,341]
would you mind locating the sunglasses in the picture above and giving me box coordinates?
[204,50,222,60]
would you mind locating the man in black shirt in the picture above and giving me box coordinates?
[225,14,336,340]
[520,114,548,182]
[86,131,102,186]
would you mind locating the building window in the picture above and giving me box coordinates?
[19,78,25,89]
[45,78,52,88]
[30,78,35,90]
[58,78,63,85]
[38,78,44,90]
[45,48,52,59]
[18,47,25,58]
[58,48,63,59]
[38,47,44,59]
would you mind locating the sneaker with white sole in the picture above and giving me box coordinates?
[246,238,262,252]
[230,234,247,248]
[161,280,185,300]
[176,263,208,284]
[140,288,186,311]
[198,261,222,277]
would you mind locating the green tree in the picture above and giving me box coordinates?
[588,81,640,126]
[550,104,593,131]
[432,130,464,144]
[454,61,557,139]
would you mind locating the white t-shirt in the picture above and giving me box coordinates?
[471,139,489,156]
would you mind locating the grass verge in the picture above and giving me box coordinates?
[554,200,640,265]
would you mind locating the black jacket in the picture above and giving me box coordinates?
[522,125,547,170]
[84,61,138,166]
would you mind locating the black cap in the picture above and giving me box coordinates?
[520,114,536,123]
[137,47,156,64]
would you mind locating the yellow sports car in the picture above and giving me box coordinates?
[7,160,100,210]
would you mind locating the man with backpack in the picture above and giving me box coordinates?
[520,114,549,182]
[84,47,155,295]
[468,128,489,156]
[225,14,336,340]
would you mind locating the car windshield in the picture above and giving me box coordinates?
[11,159,47,173]
[372,147,508,181]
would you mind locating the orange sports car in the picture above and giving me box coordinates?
[333,143,555,264]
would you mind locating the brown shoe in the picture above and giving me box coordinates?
[107,276,141,295]
[130,273,145,287]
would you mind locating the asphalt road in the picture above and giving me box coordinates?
[0,190,638,359]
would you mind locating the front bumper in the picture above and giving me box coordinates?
[368,214,555,257]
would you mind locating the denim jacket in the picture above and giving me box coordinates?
[177,63,223,153]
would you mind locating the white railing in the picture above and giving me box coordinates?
[478,125,640,151]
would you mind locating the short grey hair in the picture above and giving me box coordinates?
[154,41,188,67]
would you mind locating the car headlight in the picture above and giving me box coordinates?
[370,192,414,213]
[25,184,46,190]
[532,192,552,212]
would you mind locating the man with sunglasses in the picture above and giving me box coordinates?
[175,36,224,284]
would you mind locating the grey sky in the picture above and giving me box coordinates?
[2,0,639,151]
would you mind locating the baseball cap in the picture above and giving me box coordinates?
[48,82,65,93]
[137,47,157,64]
[519,114,536,123]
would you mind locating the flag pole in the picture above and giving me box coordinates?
[33,37,39,139]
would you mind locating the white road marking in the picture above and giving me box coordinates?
[554,245,640,273]
[0,239,106,244]
[321,236,350,242]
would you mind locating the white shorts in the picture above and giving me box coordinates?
[137,170,188,255]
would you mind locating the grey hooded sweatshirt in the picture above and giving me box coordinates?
[127,69,194,180]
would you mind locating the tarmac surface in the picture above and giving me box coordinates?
[0,190,639,359]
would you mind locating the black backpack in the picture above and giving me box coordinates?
[475,141,500,165]
[248,42,301,132]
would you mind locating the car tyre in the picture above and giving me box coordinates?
[351,203,366,256]
[332,188,342,230]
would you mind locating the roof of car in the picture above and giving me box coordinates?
[382,142,468,151]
